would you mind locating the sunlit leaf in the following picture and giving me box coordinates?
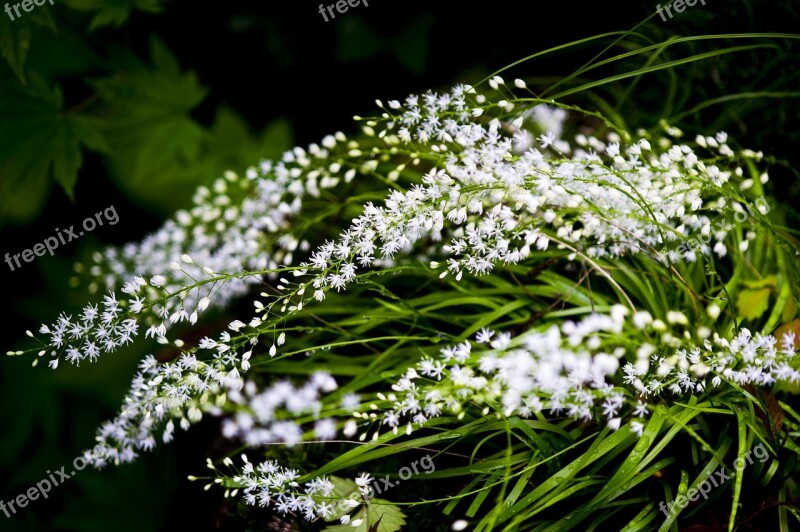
[736,287,772,321]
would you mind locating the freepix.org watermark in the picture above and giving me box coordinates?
[677,196,769,257]
[1,449,93,519]
[656,0,706,22]
[357,454,435,500]
[4,205,119,272]
[318,0,368,22]
[336,455,436,527]
[4,0,55,22]
[658,442,770,517]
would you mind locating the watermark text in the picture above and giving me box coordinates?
[4,205,119,272]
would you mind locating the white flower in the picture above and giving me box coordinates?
[355,473,374,487]
[341,393,361,410]
[632,311,652,329]
[539,131,557,149]
[228,320,246,332]
[452,520,470,531]
[666,311,688,325]
[343,420,358,437]
[475,328,495,343]
[314,419,337,440]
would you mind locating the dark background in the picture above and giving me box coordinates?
[1,1,797,530]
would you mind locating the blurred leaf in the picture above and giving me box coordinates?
[262,18,294,67]
[782,293,797,323]
[393,13,434,74]
[88,22,294,215]
[0,4,57,82]
[336,13,433,73]
[742,275,778,290]
[206,106,293,171]
[92,36,208,214]
[0,19,32,82]
[25,21,101,79]
[0,76,105,222]
[736,275,778,321]
[64,0,165,30]
[737,283,773,322]
[336,16,385,62]
[259,116,293,157]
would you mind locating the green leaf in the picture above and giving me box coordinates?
[259,116,293,158]
[310,476,362,523]
[742,275,778,290]
[0,76,104,222]
[206,106,293,171]
[0,20,32,82]
[64,0,165,30]
[336,16,385,62]
[91,36,209,214]
[325,500,406,532]
[392,13,434,74]
[310,476,406,532]
[0,4,57,82]
[336,14,433,73]
[92,34,292,217]
[736,287,772,321]
[782,295,797,324]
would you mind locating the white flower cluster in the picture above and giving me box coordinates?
[223,372,339,446]
[41,83,764,373]
[226,455,341,521]
[35,132,362,369]
[83,351,246,467]
[371,308,797,438]
[302,83,763,300]
[37,293,137,368]
[624,325,799,395]
[218,455,378,525]
[90,150,348,308]
[20,78,787,525]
